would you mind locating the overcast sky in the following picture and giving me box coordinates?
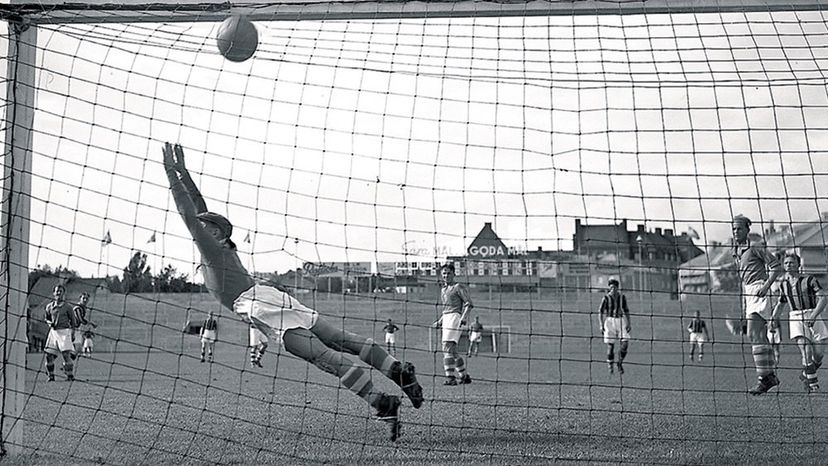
[3,10,828,278]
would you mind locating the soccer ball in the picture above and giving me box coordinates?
[216,15,258,62]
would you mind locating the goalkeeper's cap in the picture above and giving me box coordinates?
[197,212,233,239]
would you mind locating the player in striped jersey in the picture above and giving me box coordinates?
[200,311,218,363]
[44,285,79,381]
[163,142,422,440]
[435,263,473,386]
[599,278,632,374]
[770,253,828,393]
[687,311,709,363]
[732,215,783,395]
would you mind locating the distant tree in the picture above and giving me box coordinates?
[153,264,198,292]
[28,264,79,292]
[122,251,153,293]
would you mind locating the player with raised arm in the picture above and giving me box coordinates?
[467,316,484,358]
[732,215,784,395]
[770,252,828,393]
[383,319,399,355]
[435,263,473,386]
[249,323,268,368]
[44,284,79,381]
[599,278,632,374]
[687,310,709,363]
[200,311,218,363]
[162,142,422,440]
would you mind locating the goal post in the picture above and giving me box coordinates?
[0,22,36,457]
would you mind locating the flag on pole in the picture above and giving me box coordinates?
[101,230,112,246]
[687,227,700,240]
[147,231,156,244]
[244,231,251,243]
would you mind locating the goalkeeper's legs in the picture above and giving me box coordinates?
[310,318,423,408]
[282,328,398,414]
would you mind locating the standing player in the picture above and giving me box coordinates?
[468,316,484,357]
[163,142,422,440]
[72,292,97,354]
[82,328,95,356]
[435,263,473,386]
[687,310,709,363]
[249,323,268,368]
[770,252,828,393]
[44,285,79,381]
[599,279,632,374]
[200,311,218,363]
[383,319,399,355]
[732,215,783,395]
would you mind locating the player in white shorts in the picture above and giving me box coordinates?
[163,142,423,440]
[249,323,268,368]
[687,311,709,362]
[732,215,783,395]
[599,278,632,374]
[771,252,828,392]
[200,311,218,362]
[467,316,483,357]
[435,263,473,386]
[44,284,79,381]
[383,319,399,355]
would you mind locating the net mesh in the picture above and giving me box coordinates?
[3,6,828,464]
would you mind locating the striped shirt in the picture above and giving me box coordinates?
[203,317,218,331]
[45,300,78,330]
[778,274,822,311]
[732,239,781,286]
[441,283,473,315]
[688,318,707,334]
[73,303,89,327]
[599,292,629,319]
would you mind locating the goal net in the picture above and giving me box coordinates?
[3,2,828,463]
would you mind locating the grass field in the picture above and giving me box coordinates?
[8,292,828,465]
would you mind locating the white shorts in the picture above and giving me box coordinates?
[45,328,75,355]
[201,329,217,344]
[470,331,483,343]
[789,309,828,342]
[441,313,463,343]
[603,317,630,344]
[743,281,773,320]
[82,338,93,351]
[689,332,706,344]
[385,333,396,345]
[234,284,318,343]
[250,327,269,346]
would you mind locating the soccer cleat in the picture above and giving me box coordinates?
[374,395,402,441]
[688,354,694,362]
[607,362,614,374]
[47,374,55,382]
[459,373,472,385]
[200,355,205,363]
[807,383,819,393]
[617,362,624,374]
[749,374,780,395]
[698,355,703,362]
[253,359,263,368]
[395,362,424,408]
[444,376,458,386]
[67,374,75,382]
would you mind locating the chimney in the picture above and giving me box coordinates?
[537,246,543,252]
[655,227,662,236]
[637,224,645,232]
[484,222,492,229]
[665,229,673,237]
